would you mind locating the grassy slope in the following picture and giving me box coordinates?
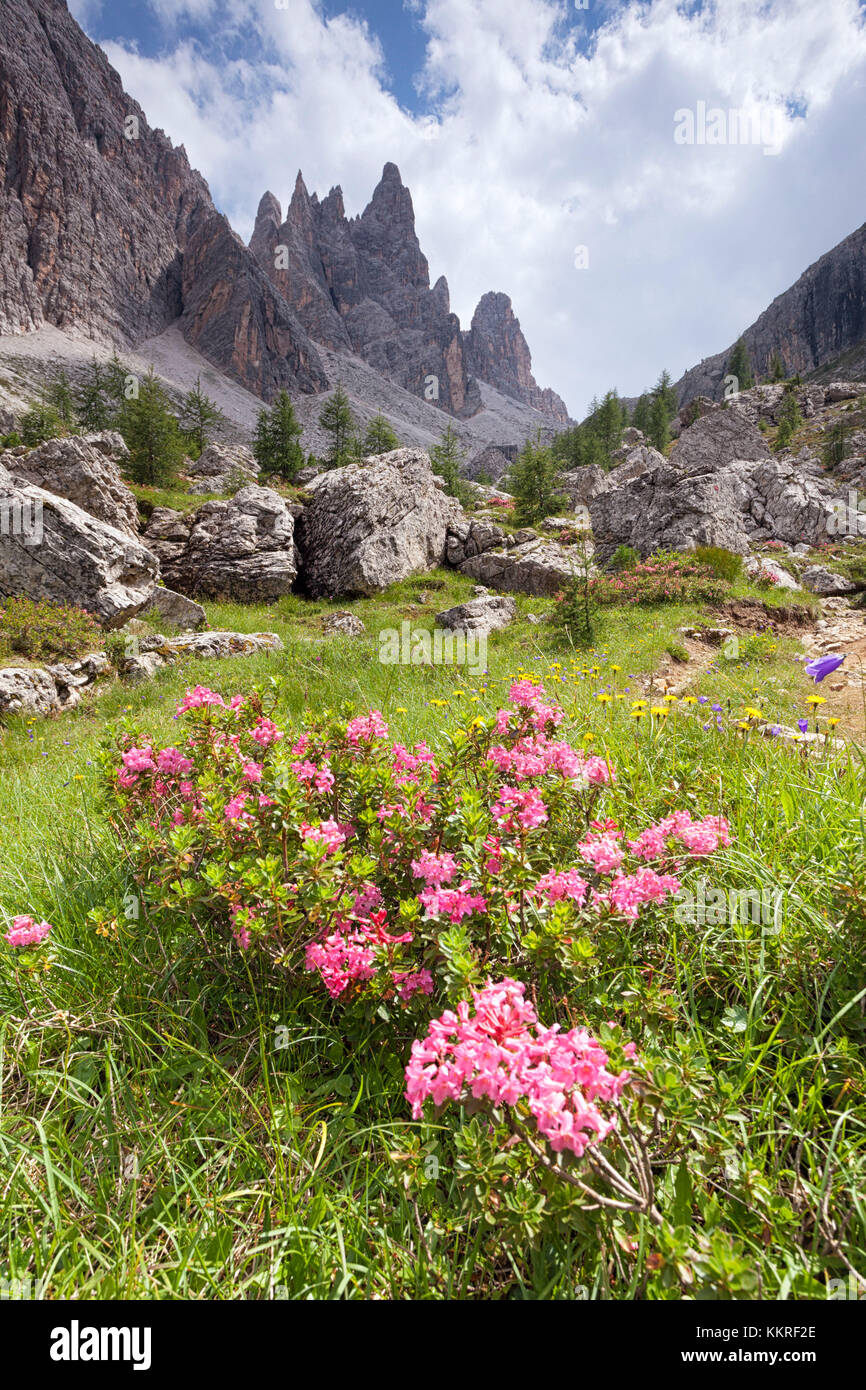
[0,570,864,1299]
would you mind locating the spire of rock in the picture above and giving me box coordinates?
[249,190,282,265]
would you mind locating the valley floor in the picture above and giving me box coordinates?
[0,570,864,1299]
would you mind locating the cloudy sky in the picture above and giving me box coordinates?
[68,0,866,417]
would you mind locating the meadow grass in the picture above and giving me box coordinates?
[0,571,864,1299]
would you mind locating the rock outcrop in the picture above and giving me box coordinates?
[143,486,297,602]
[8,432,139,535]
[0,0,327,400]
[185,442,258,495]
[675,220,866,403]
[297,448,463,598]
[0,462,159,626]
[462,293,569,423]
[436,595,517,635]
[0,652,110,716]
[123,630,283,682]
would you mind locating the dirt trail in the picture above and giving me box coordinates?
[645,595,866,738]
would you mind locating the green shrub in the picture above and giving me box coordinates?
[692,545,743,583]
[591,551,729,606]
[665,642,689,663]
[608,544,640,572]
[0,597,101,663]
[0,431,22,449]
[20,403,64,447]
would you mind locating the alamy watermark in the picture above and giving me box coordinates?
[0,497,43,545]
[674,101,783,157]
[379,621,487,677]
[827,489,866,537]
[674,879,783,930]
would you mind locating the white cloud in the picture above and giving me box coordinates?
[89,0,866,414]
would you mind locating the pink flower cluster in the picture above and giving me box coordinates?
[176,686,226,714]
[419,882,487,923]
[4,915,53,948]
[628,811,731,860]
[492,785,549,832]
[346,710,389,745]
[488,732,612,786]
[406,978,635,1157]
[300,819,348,853]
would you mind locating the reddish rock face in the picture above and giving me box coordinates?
[0,0,326,399]
[0,0,567,421]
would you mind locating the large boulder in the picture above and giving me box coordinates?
[0,464,159,627]
[186,443,258,495]
[800,565,858,596]
[436,595,517,635]
[142,585,207,631]
[297,448,464,598]
[745,457,840,545]
[457,538,582,596]
[673,405,771,471]
[559,464,608,509]
[143,486,296,602]
[8,433,139,536]
[0,652,110,717]
[590,458,753,563]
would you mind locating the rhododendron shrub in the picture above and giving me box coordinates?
[102,678,731,1022]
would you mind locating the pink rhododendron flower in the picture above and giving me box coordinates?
[5,915,53,948]
[251,717,283,748]
[491,786,548,832]
[577,832,624,875]
[225,792,250,821]
[241,761,264,783]
[301,819,347,853]
[411,850,458,886]
[533,868,589,904]
[394,968,434,1002]
[122,746,155,774]
[419,881,486,923]
[156,747,194,776]
[176,686,226,714]
[405,978,635,1158]
[346,710,389,745]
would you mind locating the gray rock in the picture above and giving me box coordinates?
[0,651,109,716]
[143,486,296,602]
[825,382,866,403]
[436,595,517,635]
[457,538,582,596]
[321,611,366,636]
[142,586,207,631]
[0,470,159,627]
[298,448,464,598]
[446,517,507,566]
[186,443,258,495]
[10,433,139,536]
[744,556,800,590]
[559,465,608,509]
[800,565,858,596]
[590,457,752,563]
[123,630,283,682]
[673,406,771,471]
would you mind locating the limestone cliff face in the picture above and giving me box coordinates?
[0,0,208,341]
[0,0,327,397]
[249,164,568,421]
[676,220,866,403]
[0,0,563,418]
[463,292,570,424]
